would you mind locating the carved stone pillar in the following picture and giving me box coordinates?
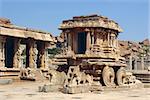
[40,48,45,69]
[116,39,119,48]
[62,32,67,54]
[96,33,99,45]
[95,32,98,44]
[91,31,94,45]
[113,36,115,47]
[99,33,103,46]
[110,33,116,48]
[13,39,21,68]
[129,55,132,71]
[141,57,144,70]
[107,33,110,47]
[27,39,38,68]
[86,31,91,54]
[72,32,77,53]
[64,30,74,56]
[38,42,47,69]
[103,31,108,46]
[134,57,138,70]
[68,32,72,51]
[64,32,67,47]
[43,42,50,69]
[0,36,6,68]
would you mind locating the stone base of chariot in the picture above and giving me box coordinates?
[37,68,144,94]
[62,82,103,94]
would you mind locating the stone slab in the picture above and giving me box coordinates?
[0,79,13,85]
[38,84,61,93]
[63,85,90,94]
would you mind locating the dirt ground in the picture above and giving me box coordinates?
[0,80,150,100]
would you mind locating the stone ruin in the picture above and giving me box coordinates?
[39,14,143,94]
[119,39,150,83]
[0,15,144,93]
[0,18,55,81]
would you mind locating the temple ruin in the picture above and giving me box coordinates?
[0,15,146,93]
[0,18,54,78]
[39,14,143,94]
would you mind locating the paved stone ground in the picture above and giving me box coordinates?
[0,80,150,100]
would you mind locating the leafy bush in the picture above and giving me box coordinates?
[48,48,62,55]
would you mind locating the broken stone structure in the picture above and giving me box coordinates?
[0,16,144,93]
[0,18,54,79]
[125,53,150,83]
[126,55,150,71]
[119,39,150,83]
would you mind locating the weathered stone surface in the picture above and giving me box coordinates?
[20,68,45,81]
[63,85,90,94]
[38,69,67,93]
[0,79,13,85]
[0,18,11,25]
[90,81,103,92]
[118,71,144,88]
[59,14,123,32]
[38,84,61,92]
[46,69,66,85]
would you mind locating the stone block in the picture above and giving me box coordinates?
[90,81,103,92]
[128,80,144,89]
[63,85,90,94]
[0,79,13,85]
[47,69,66,85]
[90,85,103,92]
[38,84,61,92]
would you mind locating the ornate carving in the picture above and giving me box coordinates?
[32,47,38,67]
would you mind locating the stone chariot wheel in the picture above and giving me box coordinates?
[102,66,115,87]
[116,67,126,86]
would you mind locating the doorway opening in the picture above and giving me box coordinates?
[77,32,87,54]
[132,59,135,70]
[5,37,14,68]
